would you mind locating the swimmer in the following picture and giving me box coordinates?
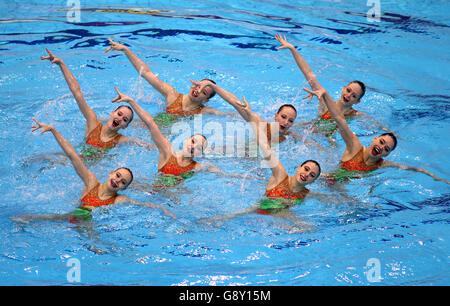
[274,34,390,139]
[41,48,151,150]
[205,98,343,231]
[303,87,450,184]
[198,79,322,148]
[105,38,228,117]
[112,87,254,180]
[18,119,175,223]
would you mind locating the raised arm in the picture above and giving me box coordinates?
[303,87,361,155]
[31,119,97,188]
[112,87,172,159]
[41,49,98,135]
[105,38,177,101]
[199,80,263,122]
[382,161,450,184]
[275,34,333,115]
[275,34,321,90]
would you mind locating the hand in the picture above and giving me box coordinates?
[112,87,134,104]
[302,87,326,104]
[239,95,250,109]
[274,33,294,50]
[105,37,127,53]
[40,48,62,65]
[32,118,53,134]
[189,78,200,89]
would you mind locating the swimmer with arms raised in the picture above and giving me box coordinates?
[17,119,175,222]
[274,34,389,139]
[303,87,449,184]
[112,87,254,180]
[106,38,228,117]
[41,48,151,151]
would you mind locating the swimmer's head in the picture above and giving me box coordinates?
[189,79,216,103]
[108,105,134,130]
[107,167,133,191]
[340,80,366,106]
[182,134,207,158]
[368,132,397,158]
[295,160,321,185]
[274,104,297,133]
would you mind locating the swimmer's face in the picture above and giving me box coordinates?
[274,106,297,133]
[340,82,363,106]
[183,135,207,157]
[107,168,132,191]
[368,135,395,158]
[189,80,214,103]
[295,161,319,185]
[108,107,133,130]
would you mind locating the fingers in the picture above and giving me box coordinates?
[31,118,41,132]
[105,46,111,53]
[114,86,121,95]
[302,87,313,94]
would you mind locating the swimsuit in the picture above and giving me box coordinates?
[166,93,203,116]
[257,176,310,215]
[149,154,197,190]
[86,122,122,149]
[316,109,357,137]
[320,109,357,120]
[325,148,383,185]
[340,148,383,172]
[159,154,198,175]
[68,183,118,223]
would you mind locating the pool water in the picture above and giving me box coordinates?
[1,0,449,285]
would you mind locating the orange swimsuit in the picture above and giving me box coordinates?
[320,109,357,120]
[159,154,198,175]
[86,122,122,148]
[167,93,203,116]
[80,183,118,210]
[257,176,309,215]
[340,148,383,171]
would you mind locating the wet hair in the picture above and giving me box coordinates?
[349,80,366,99]
[301,160,321,178]
[115,167,134,187]
[114,105,134,125]
[201,78,217,99]
[277,104,297,116]
[380,132,398,151]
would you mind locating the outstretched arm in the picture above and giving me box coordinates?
[199,80,263,122]
[112,87,172,159]
[275,34,333,115]
[115,195,176,218]
[105,38,177,101]
[31,119,97,188]
[41,49,98,136]
[382,161,449,184]
[201,163,265,180]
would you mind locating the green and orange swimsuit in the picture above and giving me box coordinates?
[151,154,198,189]
[326,148,383,185]
[155,93,203,126]
[69,183,118,223]
[257,176,310,215]
[315,109,357,137]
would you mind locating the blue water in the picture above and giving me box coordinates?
[1,0,449,285]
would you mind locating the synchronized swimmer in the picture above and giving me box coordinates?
[20,33,449,225]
